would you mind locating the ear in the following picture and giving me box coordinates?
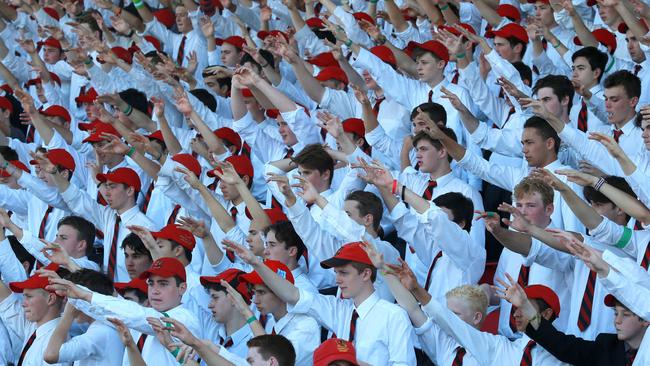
[545,137,555,151]
[629,96,639,109]
[437,59,447,70]
[126,186,136,198]
[457,219,467,231]
[242,175,251,186]
[593,67,602,81]
[473,311,484,327]
[513,43,523,56]
[178,282,187,297]
[545,203,554,217]
[46,291,59,306]
[540,307,554,321]
[76,239,87,255]
[287,245,297,258]
[561,95,570,108]
[355,136,365,147]
[172,244,185,258]
[322,168,331,184]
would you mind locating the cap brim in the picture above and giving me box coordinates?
[320,257,350,269]
[140,268,183,281]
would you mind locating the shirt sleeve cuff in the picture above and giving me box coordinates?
[286,288,313,314]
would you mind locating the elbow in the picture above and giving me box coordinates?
[43,350,59,364]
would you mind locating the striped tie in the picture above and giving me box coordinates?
[577,270,597,331]
[424,251,443,291]
[106,215,121,280]
[577,100,588,132]
[452,347,466,366]
[510,264,530,332]
[422,180,437,200]
[17,331,37,366]
[348,310,359,342]
[137,334,147,353]
[519,340,536,366]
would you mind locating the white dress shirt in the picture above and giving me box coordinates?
[69,293,200,366]
[57,321,125,365]
[60,183,155,282]
[264,312,320,366]
[422,299,570,365]
[289,289,416,366]
[216,322,254,359]
[415,317,481,366]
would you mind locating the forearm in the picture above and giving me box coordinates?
[571,13,597,47]
[159,116,183,155]
[189,111,225,154]
[235,181,269,228]
[199,186,235,233]
[254,78,296,112]
[384,0,409,32]
[291,61,325,103]
[385,273,427,327]
[559,187,603,229]
[194,342,235,366]
[130,150,161,179]
[600,182,650,224]
[44,308,74,363]
[491,227,533,256]
[472,0,501,26]
[125,344,147,366]
[252,259,300,303]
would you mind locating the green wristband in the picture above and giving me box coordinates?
[439,3,449,10]
[552,42,561,49]
[345,39,352,47]
[126,146,135,157]
[133,0,144,8]
[84,57,94,66]
[370,0,378,3]
[455,52,466,59]
[246,315,257,324]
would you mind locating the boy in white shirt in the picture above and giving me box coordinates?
[241,259,320,366]
[43,268,125,365]
[225,240,417,366]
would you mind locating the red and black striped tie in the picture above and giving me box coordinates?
[25,126,35,143]
[372,96,385,116]
[422,180,437,200]
[424,251,443,291]
[225,207,237,262]
[577,270,597,331]
[613,129,624,143]
[106,215,121,280]
[284,147,294,159]
[510,264,530,332]
[176,35,187,65]
[137,334,147,353]
[17,331,37,366]
[348,310,359,342]
[452,347,466,366]
[577,100,588,132]
[141,183,155,214]
[167,205,181,225]
[220,337,233,348]
[640,244,650,270]
[519,340,536,366]
[35,205,54,269]
[451,70,459,84]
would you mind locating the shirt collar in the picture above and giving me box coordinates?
[219,322,253,342]
[432,171,454,186]
[354,291,380,320]
[119,205,141,220]
[36,317,61,336]
[273,312,296,333]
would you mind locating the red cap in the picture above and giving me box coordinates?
[222,36,245,50]
[96,167,141,192]
[42,7,61,21]
[114,277,148,295]
[140,257,186,282]
[0,84,13,95]
[144,35,163,52]
[200,268,251,303]
[82,122,120,143]
[266,108,280,119]
[0,96,13,113]
[111,47,133,64]
[313,338,359,366]
[307,52,339,68]
[315,66,349,85]
[146,130,164,142]
[439,23,477,38]
[370,45,396,67]
[40,105,71,123]
[321,242,374,269]
[75,87,98,104]
[214,127,242,151]
[342,118,365,137]
[497,4,522,21]
[0,160,29,177]
[405,40,449,62]
[41,37,62,50]
[9,263,60,293]
[153,8,175,28]
[353,12,375,25]
[171,153,202,177]
[26,72,62,87]
[524,284,560,317]
[30,149,75,172]
[264,208,288,224]
[150,223,196,251]
[306,17,325,28]
[241,260,294,285]
[257,30,289,42]
[207,154,254,179]
[493,23,529,44]
[574,28,617,54]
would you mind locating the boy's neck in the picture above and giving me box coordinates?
[426,74,445,89]
[36,313,60,328]
[429,165,451,180]
[116,201,136,215]
[271,305,288,321]
[626,327,647,350]
[352,286,375,308]
[225,312,247,336]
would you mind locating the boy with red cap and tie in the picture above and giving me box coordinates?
[0,229,70,366]
[128,223,218,341]
[225,239,417,366]
[46,163,154,282]
[47,257,200,366]
[241,259,320,366]
[199,268,256,358]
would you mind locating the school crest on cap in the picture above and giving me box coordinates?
[335,339,350,352]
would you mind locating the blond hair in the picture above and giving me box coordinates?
[445,285,489,316]
[514,177,554,207]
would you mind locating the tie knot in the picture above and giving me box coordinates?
[613,129,624,142]
[230,206,238,215]
[428,180,437,188]
[526,340,536,348]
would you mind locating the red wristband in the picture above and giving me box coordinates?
[391,179,398,195]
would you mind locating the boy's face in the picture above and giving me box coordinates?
[447,295,481,329]
[252,284,284,315]
[343,200,372,231]
[493,36,519,62]
[297,165,330,192]
[572,57,598,89]
[626,30,646,64]
[155,238,181,260]
[521,128,552,167]
[605,85,637,126]
[263,230,294,264]
[221,43,241,67]
[123,289,149,307]
[247,347,273,366]
[84,103,100,121]
[534,2,555,27]
[641,120,650,150]
[515,192,552,227]
[22,288,54,322]
[535,87,564,118]
[175,6,192,33]
[278,118,298,147]
[334,263,368,299]
[102,181,134,210]
[55,224,84,257]
[590,201,621,222]
[513,299,541,332]
[614,304,649,342]
[43,46,63,65]
[147,275,185,312]
[598,4,620,27]
[247,222,266,257]
[415,139,445,173]
[415,53,442,82]
[208,288,235,323]
[124,246,153,279]
[219,180,242,202]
